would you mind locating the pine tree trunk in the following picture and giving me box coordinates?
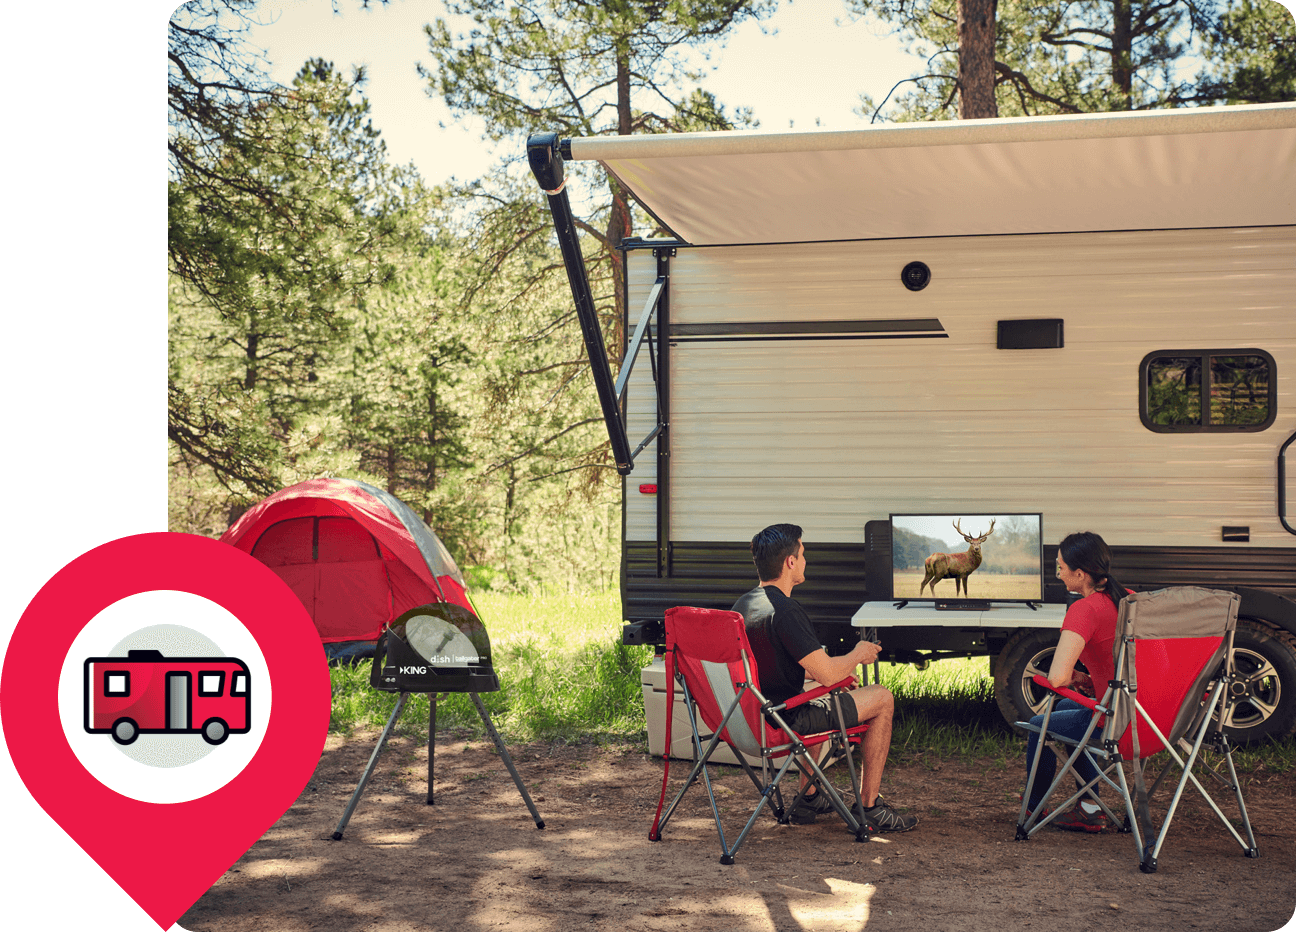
[958,0,999,119]
[1111,0,1134,109]
[604,48,635,363]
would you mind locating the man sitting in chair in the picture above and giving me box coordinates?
[732,523,918,833]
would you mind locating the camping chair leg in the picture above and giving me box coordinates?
[469,693,545,830]
[832,692,869,839]
[1147,689,1255,865]
[1221,742,1260,857]
[761,700,867,839]
[1112,759,1144,854]
[732,753,786,822]
[719,750,805,864]
[655,676,753,839]
[1017,699,1058,838]
[333,691,409,840]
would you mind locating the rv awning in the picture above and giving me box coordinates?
[566,102,1296,245]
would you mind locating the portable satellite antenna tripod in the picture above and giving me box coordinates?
[331,605,544,839]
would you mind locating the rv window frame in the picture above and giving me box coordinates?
[105,671,130,696]
[199,671,226,697]
[1139,348,1277,433]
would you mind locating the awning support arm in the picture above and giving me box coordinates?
[527,131,635,476]
[616,275,666,404]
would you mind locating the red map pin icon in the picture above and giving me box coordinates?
[1,533,331,929]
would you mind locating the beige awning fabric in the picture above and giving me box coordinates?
[566,103,1296,245]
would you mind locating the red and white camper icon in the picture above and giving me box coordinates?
[84,650,251,746]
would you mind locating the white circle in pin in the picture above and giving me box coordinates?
[58,590,272,804]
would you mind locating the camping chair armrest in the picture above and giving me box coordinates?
[777,677,857,712]
[1030,674,1102,712]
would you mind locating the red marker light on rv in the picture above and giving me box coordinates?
[639,484,658,494]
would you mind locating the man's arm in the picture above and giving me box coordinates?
[799,640,881,690]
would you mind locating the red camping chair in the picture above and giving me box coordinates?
[1016,587,1258,873]
[648,606,874,864]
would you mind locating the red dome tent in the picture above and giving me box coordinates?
[220,478,474,650]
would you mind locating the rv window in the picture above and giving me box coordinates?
[231,673,248,696]
[1141,350,1276,432]
[199,672,226,697]
[105,672,129,696]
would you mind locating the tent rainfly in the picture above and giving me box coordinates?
[220,478,474,648]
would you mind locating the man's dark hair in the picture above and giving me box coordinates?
[751,523,803,581]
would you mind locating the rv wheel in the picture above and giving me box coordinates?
[1215,618,1296,745]
[111,718,138,745]
[992,629,1088,734]
[202,718,229,745]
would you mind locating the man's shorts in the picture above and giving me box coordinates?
[783,692,859,735]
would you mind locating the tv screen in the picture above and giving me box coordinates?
[889,513,1044,603]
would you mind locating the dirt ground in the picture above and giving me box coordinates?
[181,731,1296,932]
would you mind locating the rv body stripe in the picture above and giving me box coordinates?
[671,333,949,343]
[670,318,945,337]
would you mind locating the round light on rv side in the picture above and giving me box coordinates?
[901,261,931,291]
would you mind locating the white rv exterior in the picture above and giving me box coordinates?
[532,102,1296,744]
[624,225,1293,549]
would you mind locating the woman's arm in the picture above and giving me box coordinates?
[1047,629,1087,689]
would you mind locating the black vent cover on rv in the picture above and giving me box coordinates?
[370,603,500,694]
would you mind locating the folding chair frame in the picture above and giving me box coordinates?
[1015,589,1259,873]
[648,610,873,864]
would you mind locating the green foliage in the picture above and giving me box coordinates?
[169,15,430,503]
[849,0,1296,121]
[329,589,652,741]
[395,2,779,586]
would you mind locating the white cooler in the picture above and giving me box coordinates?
[640,656,762,766]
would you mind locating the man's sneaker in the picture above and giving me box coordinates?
[788,788,836,824]
[1052,803,1108,833]
[848,797,918,834]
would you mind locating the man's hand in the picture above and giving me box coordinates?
[801,637,881,690]
[1070,670,1094,698]
[854,638,882,667]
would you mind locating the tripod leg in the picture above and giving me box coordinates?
[332,692,408,840]
[428,696,437,806]
[470,692,545,829]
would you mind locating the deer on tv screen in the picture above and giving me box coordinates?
[891,514,1042,601]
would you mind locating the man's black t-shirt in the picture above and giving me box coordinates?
[731,585,821,704]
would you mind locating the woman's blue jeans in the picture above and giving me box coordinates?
[1024,698,1103,812]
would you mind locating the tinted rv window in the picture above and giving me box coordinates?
[1141,350,1276,432]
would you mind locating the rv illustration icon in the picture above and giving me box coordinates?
[84,649,251,746]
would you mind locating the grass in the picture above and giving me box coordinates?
[329,589,652,743]
[328,590,1296,772]
[871,657,1020,763]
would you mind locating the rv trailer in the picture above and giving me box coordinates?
[528,103,1296,745]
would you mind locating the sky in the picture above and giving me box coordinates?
[247,0,924,184]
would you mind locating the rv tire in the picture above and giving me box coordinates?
[993,629,1065,734]
[111,718,138,745]
[202,718,229,745]
[1216,618,1296,745]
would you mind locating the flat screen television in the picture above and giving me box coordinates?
[889,512,1044,606]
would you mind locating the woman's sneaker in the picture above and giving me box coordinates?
[1052,803,1108,833]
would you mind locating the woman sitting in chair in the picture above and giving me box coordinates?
[1022,531,1132,833]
